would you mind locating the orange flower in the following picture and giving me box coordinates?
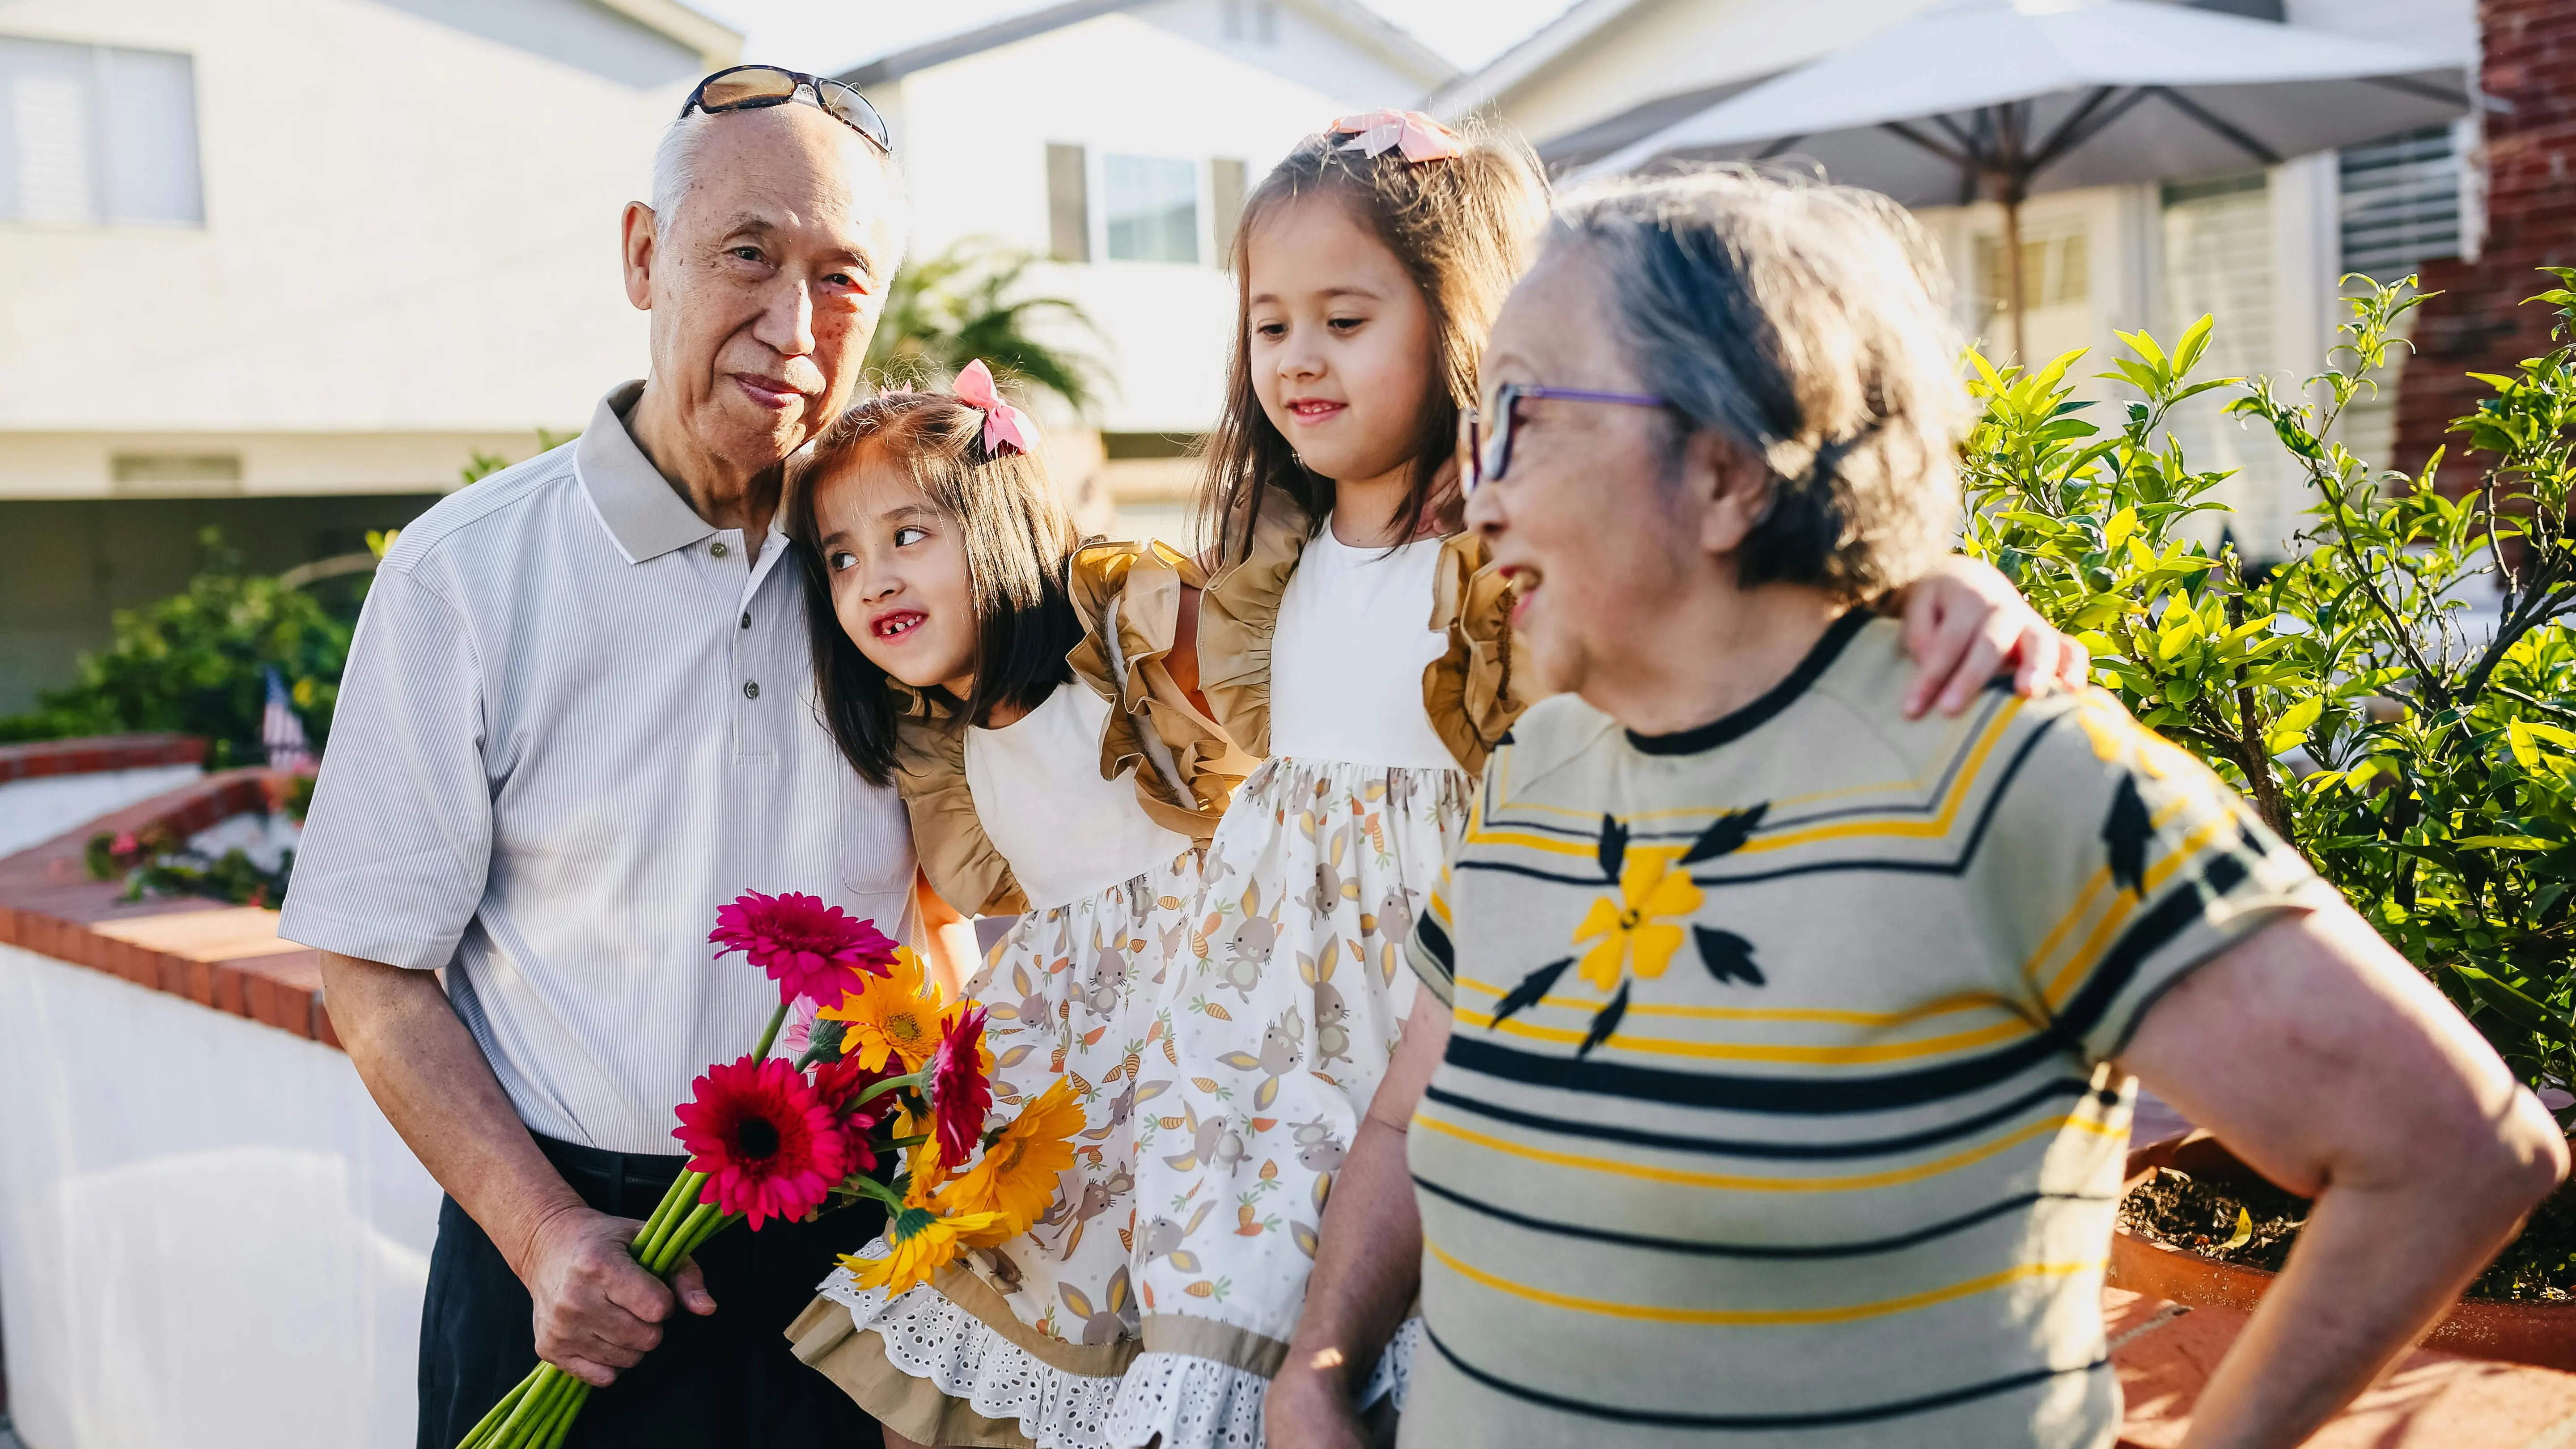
[818,947,957,1072]
[939,1077,1084,1235]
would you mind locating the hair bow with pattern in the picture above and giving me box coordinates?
[953,359,1036,457]
[1327,109,1462,163]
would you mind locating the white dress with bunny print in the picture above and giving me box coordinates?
[806,681,1212,1449]
[1109,519,1469,1448]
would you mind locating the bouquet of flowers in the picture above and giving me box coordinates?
[456,890,1079,1449]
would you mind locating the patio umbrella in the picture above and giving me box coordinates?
[1577,0,2471,360]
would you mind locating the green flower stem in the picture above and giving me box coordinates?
[647,1202,720,1275]
[887,1133,928,1149]
[633,1172,708,1268]
[752,999,792,1061]
[535,1382,591,1449]
[630,1170,700,1262]
[844,1173,909,1214]
[676,1209,741,1262]
[850,1071,922,1110]
[454,1368,533,1449]
[524,1373,580,1449]
[475,1363,557,1448]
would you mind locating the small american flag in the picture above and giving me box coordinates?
[262,666,314,774]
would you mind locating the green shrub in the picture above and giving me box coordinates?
[1966,273,2576,1099]
[0,530,348,766]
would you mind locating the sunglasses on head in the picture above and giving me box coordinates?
[681,64,892,155]
[1456,383,1668,496]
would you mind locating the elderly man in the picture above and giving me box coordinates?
[282,68,945,1447]
[1267,170,2568,1449]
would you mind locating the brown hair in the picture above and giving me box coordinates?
[1195,117,1550,563]
[784,392,1084,785]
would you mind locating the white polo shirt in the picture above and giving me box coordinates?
[282,382,915,1154]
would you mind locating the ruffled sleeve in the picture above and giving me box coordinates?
[888,689,1028,919]
[1064,538,1261,843]
[1191,488,1311,762]
[1422,531,1538,777]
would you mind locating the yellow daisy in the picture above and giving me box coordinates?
[1572,848,1703,992]
[938,1077,1084,1236]
[819,947,952,1072]
[846,1203,1006,1294]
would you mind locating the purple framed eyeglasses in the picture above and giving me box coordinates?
[1457,383,1668,495]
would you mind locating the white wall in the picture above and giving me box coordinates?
[0,0,706,496]
[0,945,440,1449]
[871,3,1437,435]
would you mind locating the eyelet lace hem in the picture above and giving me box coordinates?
[819,1258,1124,1449]
[1101,1318,1420,1449]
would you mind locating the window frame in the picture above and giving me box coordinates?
[0,34,205,230]
[1095,149,1208,268]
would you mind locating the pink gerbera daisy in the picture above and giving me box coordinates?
[708,891,898,1007]
[672,1055,856,1229]
[923,1006,994,1166]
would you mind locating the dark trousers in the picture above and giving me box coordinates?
[418,1133,885,1449]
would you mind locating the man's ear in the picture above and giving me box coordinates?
[1686,429,1774,559]
[620,201,658,312]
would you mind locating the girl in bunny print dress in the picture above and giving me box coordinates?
[776,372,1258,1449]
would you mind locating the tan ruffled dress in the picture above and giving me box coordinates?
[1106,495,1526,1449]
[789,541,1258,1449]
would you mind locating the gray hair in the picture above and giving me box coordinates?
[1547,168,1969,602]
[648,105,907,235]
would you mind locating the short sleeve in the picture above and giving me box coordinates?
[1992,691,2338,1064]
[277,566,493,971]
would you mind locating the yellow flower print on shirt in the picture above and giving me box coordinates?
[1572,847,1704,992]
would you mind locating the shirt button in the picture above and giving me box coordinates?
[711,541,729,558]
[743,680,760,699]
[739,611,751,629]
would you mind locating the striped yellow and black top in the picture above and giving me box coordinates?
[1399,613,2330,1449]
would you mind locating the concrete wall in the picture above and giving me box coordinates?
[0,943,441,1449]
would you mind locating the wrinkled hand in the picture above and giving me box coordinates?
[520,1205,716,1387]
[1264,1361,1372,1449]
[1899,555,2091,717]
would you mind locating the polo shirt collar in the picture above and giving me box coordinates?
[576,381,720,564]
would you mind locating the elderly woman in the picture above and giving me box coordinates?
[1265,170,2568,1449]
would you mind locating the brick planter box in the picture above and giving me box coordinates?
[0,767,338,1047]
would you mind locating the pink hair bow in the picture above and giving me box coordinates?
[953,359,1036,457]
[1328,109,1462,163]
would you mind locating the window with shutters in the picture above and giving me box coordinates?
[0,37,202,226]
[2160,171,2298,556]
[1104,153,1198,264]
[1046,143,1089,263]
[2339,125,2460,281]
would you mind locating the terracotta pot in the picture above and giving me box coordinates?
[2111,1131,2576,1373]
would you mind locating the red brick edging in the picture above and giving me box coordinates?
[0,733,205,785]
[0,766,340,1049]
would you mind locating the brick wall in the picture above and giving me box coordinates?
[2396,0,2576,486]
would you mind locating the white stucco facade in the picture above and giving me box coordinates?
[0,0,734,501]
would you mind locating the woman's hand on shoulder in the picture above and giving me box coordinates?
[1895,554,2090,718]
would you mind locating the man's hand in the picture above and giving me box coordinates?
[520,1205,716,1387]
[1264,1353,1371,1449]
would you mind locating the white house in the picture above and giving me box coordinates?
[0,0,737,714]
[1436,0,2483,558]
[839,0,1456,538]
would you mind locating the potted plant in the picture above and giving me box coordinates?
[1964,272,2576,1365]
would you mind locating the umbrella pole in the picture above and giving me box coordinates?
[2002,190,2028,365]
